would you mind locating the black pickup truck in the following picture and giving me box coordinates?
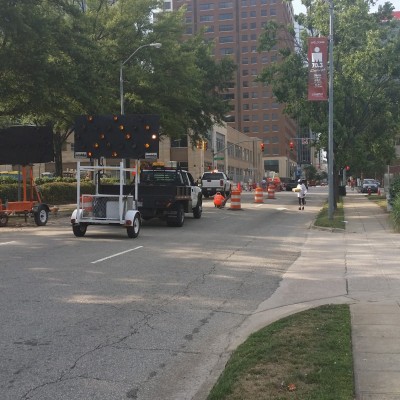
[138,167,202,226]
[99,167,202,227]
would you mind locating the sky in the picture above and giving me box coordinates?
[291,0,395,15]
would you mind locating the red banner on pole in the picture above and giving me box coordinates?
[307,37,328,101]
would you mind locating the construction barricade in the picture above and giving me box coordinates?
[267,184,276,199]
[230,188,242,210]
[254,187,264,203]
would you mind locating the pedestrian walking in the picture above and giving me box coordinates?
[294,179,308,210]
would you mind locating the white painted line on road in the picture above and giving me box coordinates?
[0,241,16,246]
[91,246,143,264]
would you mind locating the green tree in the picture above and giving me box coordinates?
[0,0,235,174]
[258,0,400,200]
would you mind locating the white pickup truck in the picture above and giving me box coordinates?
[201,171,231,198]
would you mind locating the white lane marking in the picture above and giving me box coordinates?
[91,246,143,264]
[0,241,16,246]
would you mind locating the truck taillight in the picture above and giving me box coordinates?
[220,179,223,186]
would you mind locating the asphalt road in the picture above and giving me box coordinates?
[0,187,328,400]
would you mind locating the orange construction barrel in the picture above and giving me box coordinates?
[267,184,276,199]
[80,195,93,214]
[230,189,242,210]
[254,187,264,203]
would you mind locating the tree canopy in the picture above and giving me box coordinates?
[0,0,235,173]
[258,0,400,179]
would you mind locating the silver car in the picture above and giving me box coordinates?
[361,179,378,193]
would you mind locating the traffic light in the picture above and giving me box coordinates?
[203,141,208,151]
[346,165,350,171]
[74,114,160,160]
[289,141,294,151]
[260,143,265,152]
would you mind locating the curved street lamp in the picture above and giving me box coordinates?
[120,42,162,115]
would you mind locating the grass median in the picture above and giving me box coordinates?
[207,304,354,400]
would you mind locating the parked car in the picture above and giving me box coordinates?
[361,179,379,193]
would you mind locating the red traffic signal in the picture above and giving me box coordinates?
[289,141,294,151]
[260,143,265,151]
[346,165,350,171]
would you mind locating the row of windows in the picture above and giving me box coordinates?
[243,125,280,133]
[243,113,280,121]
[175,0,278,5]
[198,9,275,20]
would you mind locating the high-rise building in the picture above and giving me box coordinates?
[166,0,299,178]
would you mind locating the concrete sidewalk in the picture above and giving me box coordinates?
[228,191,400,400]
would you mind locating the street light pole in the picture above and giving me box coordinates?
[327,0,334,220]
[119,42,162,115]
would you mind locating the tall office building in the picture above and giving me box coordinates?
[165,0,299,178]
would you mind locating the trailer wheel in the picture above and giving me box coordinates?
[0,213,8,227]
[72,223,87,237]
[127,214,140,238]
[34,205,49,226]
[167,203,185,227]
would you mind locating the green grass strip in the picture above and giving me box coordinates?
[208,304,354,400]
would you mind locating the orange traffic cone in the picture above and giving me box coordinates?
[237,182,242,192]
[214,192,225,208]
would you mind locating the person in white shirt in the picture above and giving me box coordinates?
[296,179,308,210]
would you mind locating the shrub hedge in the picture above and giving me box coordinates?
[0,181,95,205]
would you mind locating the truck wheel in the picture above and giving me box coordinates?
[193,198,202,219]
[0,213,8,227]
[167,203,185,227]
[72,223,87,237]
[127,214,140,238]
[34,205,49,226]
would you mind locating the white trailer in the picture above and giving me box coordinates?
[70,161,141,238]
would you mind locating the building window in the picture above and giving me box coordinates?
[263,125,270,132]
[251,92,258,98]
[219,36,233,43]
[252,114,259,121]
[243,92,249,98]
[251,68,257,75]
[219,24,233,31]
[243,103,250,110]
[219,1,233,8]
[219,13,233,19]
[261,9,267,16]
[200,3,214,9]
[263,114,269,120]
[243,115,250,121]
[241,22,248,29]
[272,124,279,131]
[241,0,247,5]
[250,10,256,17]
[200,15,213,21]
[220,47,234,55]
[271,136,279,143]
[261,55,268,63]
[242,58,249,64]
[205,25,214,32]
[251,103,259,110]
[242,69,249,76]
[241,34,248,40]
[270,8,277,16]
[250,22,257,29]
[262,103,269,109]
[243,126,250,133]
[241,11,247,17]
[164,2,172,10]
[242,80,249,87]
[242,46,248,53]
[271,102,279,108]
[251,56,257,63]
[252,125,259,132]
[272,113,278,120]
[265,160,279,172]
